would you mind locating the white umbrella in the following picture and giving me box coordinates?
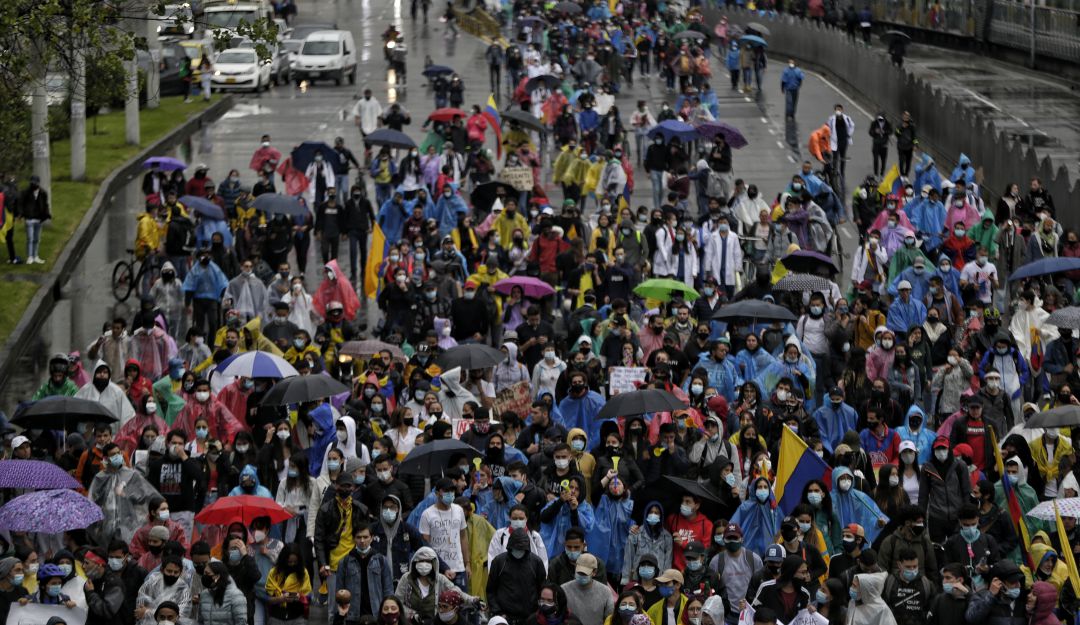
[1025,497,1080,521]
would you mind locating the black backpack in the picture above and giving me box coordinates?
[165,215,196,256]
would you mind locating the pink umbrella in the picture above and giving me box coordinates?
[493,276,556,299]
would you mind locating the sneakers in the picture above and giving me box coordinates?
[29,256,45,264]
[7,257,22,265]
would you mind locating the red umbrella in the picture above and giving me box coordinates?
[194,495,292,526]
[428,107,468,123]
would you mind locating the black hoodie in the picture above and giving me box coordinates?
[487,530,547,621]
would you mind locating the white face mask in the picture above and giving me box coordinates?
[195,391,210,403]
[337,430,349,442]
[145,401,157,414]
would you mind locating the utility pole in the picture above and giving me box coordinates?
[71,46,87,181]
[1029,0,1036,68]
[30,52,52,197]
[125,51,140,145]
[145,1,162,109]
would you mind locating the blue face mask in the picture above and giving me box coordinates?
[849,588,858,601]
[195,427,209,439]
[575,573,591,586]
[47,585,62,597]
[566,550,581,562]
[510,479,523,491]
[901,569,918,582]
[638,566,656,580]
[686,559,703,571]
[808,492,823,506]
[571,439,585,452]
[646,513,661,525]
[440,492,455,505]
[755,489,770,502]
[960,526,980,543]
[1004,586,1021,599]
[229,549,242,563]
[287,469,299,478]
[658,585,675,598]
[816,589,828,605]
[942,582,954,594]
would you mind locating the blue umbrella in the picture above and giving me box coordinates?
[253,193,307,217]
[179,195,226,220]
[143,156,187,171]
[1008,257,1080,281]
[290,141,337,172]
[365,128,417,149]
[739,34,768,48]
[218,350,299,379]
[647,120,699,143]
[422,64,455,78]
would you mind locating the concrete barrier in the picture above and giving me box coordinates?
[0,96,235,390]
[707,8,1080,228]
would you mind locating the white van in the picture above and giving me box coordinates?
[291,30,357,86]
[203,0,273,36]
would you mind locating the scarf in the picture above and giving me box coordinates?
[1037,228,1057,253]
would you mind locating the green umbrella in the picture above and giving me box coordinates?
[633,278,700,302]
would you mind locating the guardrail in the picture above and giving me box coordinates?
[989,0,1080,63]
[706,9,1080,230]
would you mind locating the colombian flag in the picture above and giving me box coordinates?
[877,164,903,197]
[775,425,832,515]
[992,427,1035,570]
[483,94,503,158]
[1054,501,1080,609]
[0,191,11,242]
[363,223,386,300]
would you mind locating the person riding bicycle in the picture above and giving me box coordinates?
[808,124,832,169]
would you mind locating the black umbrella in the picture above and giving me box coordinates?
[253,193,307,217]
[12,396,117,431]
[397,439,484,476]
[525,74,562,92]
[554,1,582,14]
[365,129,417,150]
[502,109,547,133]
[881,30,912,42]
[673,30,708,42]
[746,22,771,36]
[470,181,515,213]
[422,64,455,78]
[596,389,686,420]
[711,299,797,322]
[435,344,507,370]
[260,375,351,405]
[780,250,839,275]
[1024,406,1080,429]
[664,475,724,504]
[290,141,337,172]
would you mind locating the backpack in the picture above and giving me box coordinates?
[704,171,725,198]
[678,55,691,74]
[713,548,758,580]
[165,215,196,255]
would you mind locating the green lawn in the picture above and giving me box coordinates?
[0,95,216,338]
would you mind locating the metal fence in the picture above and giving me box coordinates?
[989,0,1080,62]
[707,9,1080,229]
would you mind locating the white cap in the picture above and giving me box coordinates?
[11,435,29,450]
[898,440,917,454]
[897,280,912,291]
[541,206,555,216]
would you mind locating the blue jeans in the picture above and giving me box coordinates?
[650,169,664,210]
[25,219,41,259]
[376,183,393,208]
[784,88,799,117]
[335,174,349,195]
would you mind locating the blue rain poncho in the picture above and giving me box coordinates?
[556,390,608,450]
[730,477,782,555]
[587,492,634,577]
[830,466,889,543]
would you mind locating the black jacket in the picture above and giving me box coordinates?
[343,195,375,234]
[19,185,50,220]
[314,492,371,568]
[487,532,547,621]
[85,572,127,625]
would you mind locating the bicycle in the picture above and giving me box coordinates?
[111,248,164,302]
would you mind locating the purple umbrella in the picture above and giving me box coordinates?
[780,250,840,275]
[493,276,556,299]
[143,156,187,171]
[0,489,104,533]
[694,122,748,149]
[0,460,80,490]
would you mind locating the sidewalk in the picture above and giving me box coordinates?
[899,44,1080,184]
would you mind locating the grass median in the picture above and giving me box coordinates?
[0,95,216,339]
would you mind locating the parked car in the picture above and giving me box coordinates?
[211,48,272,92]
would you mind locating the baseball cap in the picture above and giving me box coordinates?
[763,544,787,563]
[10,435,29,450]
[842,523,865,540]
[464,280,478,290]
[897,280,912,291]
[898,440,916,454]
[574,553,598,575]
[912,256,925,267]
[149,525,170,541]
[723,523,743,540]
[932,435,950,449]
[685,541,705,557]
[655,569,684,584]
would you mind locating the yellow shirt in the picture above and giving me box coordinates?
[329,499,355,571]
[266,568,313,597]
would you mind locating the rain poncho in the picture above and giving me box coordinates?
[586,492,633,578]
[540,477,595,557]
[307,403,337,476]
[556,389,608,451]
[136,571,193,625]
[755,337,816,398]
[377,196,409,247]
[812,400,858,452]
[320,415,359,478]
[894,406,937,464]
[226,272,268,323]
[173,395,245,444]
[75,361,136,426]
[1009,296,1058,367]
[950,153,976,185]
[730,477,782,555]
[114,410,168,454]
[481,477,521,530]
[731,344,778,384]
[687,351,743,404]
[87,465,161,545]
[129,328,173,382]
[913,154,942,194]
[228,464,274,498]
[281,286,317,336]
[312,260,360,321]
[847,572,896,625]
[436,367,479,423]
[831,466,889,543]
[432,192,469,237]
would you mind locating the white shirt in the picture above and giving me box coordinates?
[959,261,998,304]
[419,503,467,572]
[487,527,549,571]
[353,97,382,135]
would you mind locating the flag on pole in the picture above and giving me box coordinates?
[1053,501,1080,603]
[363,223,386,300]
[775,425,832,515]
[483,94,503,158]
[991,427,1035,570]
[877,164,902,197]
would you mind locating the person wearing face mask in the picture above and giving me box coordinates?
[730,477,781,555]
[749,554,812,624]
[87,442,160,546]
[978,336,1028,422]
[876,505,938,584]
[918,436,971,543]
[75,360,137,425]
[174,378,245,445]
[133,557,192,625]
[181,247,229,339]
[829,466,889,544]
[486,528,547,623]
[334,523,394,621]
[224,258,268,325]
[394,547,475,624]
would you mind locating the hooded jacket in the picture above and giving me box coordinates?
[847,572,897,625]
[486,530,547,620]
[1026,581,1061,625]
[587,483,634,578]
[394,547,474,622]
[437,366,479,423]
[228,464,273,498]
[75,360,137,426]
[313,486,370,570]
[621,500,673,583]
[918,443,970,527]
[371,494,426,578]
[831,467,889,543]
